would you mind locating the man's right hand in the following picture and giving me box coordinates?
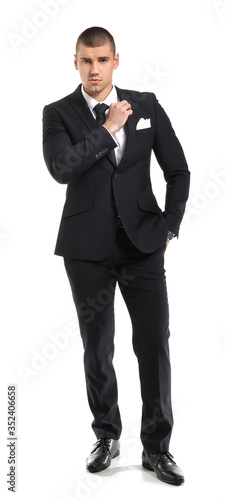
[104,100,133,135]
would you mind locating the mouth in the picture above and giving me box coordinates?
[89,79,101,84]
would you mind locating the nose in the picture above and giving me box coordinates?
[90,61,99,75]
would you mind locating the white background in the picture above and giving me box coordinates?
[1,0,225,498]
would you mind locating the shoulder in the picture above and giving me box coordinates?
[115,86,156,114]
[43,84,82,112]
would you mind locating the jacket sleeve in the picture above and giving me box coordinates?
[42,104,117,184]
[152,94,190,237]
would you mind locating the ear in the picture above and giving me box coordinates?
[74,54,78,70]
[113,53,119,70]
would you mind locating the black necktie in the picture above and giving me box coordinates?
[94,103,109,126]
[93,103,117,166]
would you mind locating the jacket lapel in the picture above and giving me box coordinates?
[69,84,98,131]
[69,85,115,169]
[115,86,138,169]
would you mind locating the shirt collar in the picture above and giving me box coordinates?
[81,85,118,113]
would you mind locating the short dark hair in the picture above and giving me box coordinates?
[76,27,116,56]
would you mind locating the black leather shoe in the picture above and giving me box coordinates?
[142,449,184,486]
[86,439,120,473]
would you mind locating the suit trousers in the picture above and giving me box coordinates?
[63,227,173,454]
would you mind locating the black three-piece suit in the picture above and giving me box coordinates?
[43,84,190,454]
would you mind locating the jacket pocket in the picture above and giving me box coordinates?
[62,199,92,217]
[137,197,162,214]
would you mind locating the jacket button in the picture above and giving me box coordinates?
[114,173,118,177]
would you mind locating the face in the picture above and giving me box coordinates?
[74,42,119,101]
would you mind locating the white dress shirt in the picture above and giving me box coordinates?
[81,85,127,165]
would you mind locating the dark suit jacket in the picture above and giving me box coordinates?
[42,84,190,259]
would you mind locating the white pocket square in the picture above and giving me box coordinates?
[136,118,151,130]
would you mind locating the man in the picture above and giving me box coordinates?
[42,27,190,486]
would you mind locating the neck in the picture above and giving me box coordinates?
[83,83,113,102]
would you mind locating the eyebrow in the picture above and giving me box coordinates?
[80,56,110,61]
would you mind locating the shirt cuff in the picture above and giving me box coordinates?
[102,125,118,147]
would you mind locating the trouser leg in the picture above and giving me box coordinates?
[63,257,122,440]
[113,233,173,453]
